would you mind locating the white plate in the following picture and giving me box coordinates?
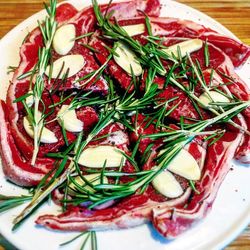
[0,1,249,250]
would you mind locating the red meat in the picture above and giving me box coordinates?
[117,16,250,67]
[0,0,249,239]
[35,138,207,235]
[0,100,55,186]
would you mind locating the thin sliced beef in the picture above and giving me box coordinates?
[6,29,44,160]
[89,33,134,92]
[4,0,162,165]
[5,10,104,162]
[130,114,163,153]
[150,17,250,67]
[2,3,102,183]
[154,41,250,162]
[153,130,243,237]
[191,43,250,164]
[35,190,191,231]
[35,138,206,234]
[68,0,160,44]
[216,53,250,164]
[55,3,78,23]
[46,44,109,94]
[117,17,250,67]
[36,128,243,237]
[0,101,55,186]
[1,0,250,239]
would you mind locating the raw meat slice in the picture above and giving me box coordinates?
[35,129,242,237]
[35,190,192,231]
[153,130,243,237]
[5,9,104,161]
[216,54,250,164]
[55,3,78,23]
[117,17,250,67]
[153,41,250,162]
[130,114,163,154]
[35,138,206,234]
[150,17,250,67]
[89,34,135,92]
[46,45,109,94]
[4,0,161,163]
[0,100,55,186]
[68,0,160,44]
[0,0,249,239]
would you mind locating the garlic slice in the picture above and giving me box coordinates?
[78,146,125,168]
[160,149,201,181]
[25,90,34,107]
[68,173,108,195]
[152,170,183,198]
[45,55,85,79]
[162,39,203,58]
[53,24,76,56]
[199,90,230,108]
[23,113,58,144]
[57,105,83,133]
[114,42,143,76]
[121,24,145,36]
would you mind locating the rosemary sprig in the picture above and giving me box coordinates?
[3,1,249,243]
[92,0,170,75]
[12,109,116,229]
[7,66,18,74]
[0,195,32,213]
[189,180,200,194]
[169,70,250,135]
[204,40,210,67]
[13,159,74,230]
[60,231,97,250]
[30,0,58,165]
[64,101,250,208]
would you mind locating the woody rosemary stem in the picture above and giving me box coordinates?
[31,98,41,165]
[30,1,57,165]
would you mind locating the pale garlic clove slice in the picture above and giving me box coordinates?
[162,39,203,58]
[45,55,85,79]
[152,170,184,198]
[57,105,83,133]
[25,90,34,107]
[68,173,108,195]
[160,149,201,181]
[114,42,143,76]
[53,24,76,56]
[78,145,125,168]
[199,90,230,108]
[23,114,58,144]
[121,24,145,36]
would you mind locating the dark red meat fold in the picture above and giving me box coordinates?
[0,100,55,186]
[117,16,250,67]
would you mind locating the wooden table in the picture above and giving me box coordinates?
[0,0,249,249]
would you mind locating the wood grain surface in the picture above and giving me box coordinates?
[0,0,249,249]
